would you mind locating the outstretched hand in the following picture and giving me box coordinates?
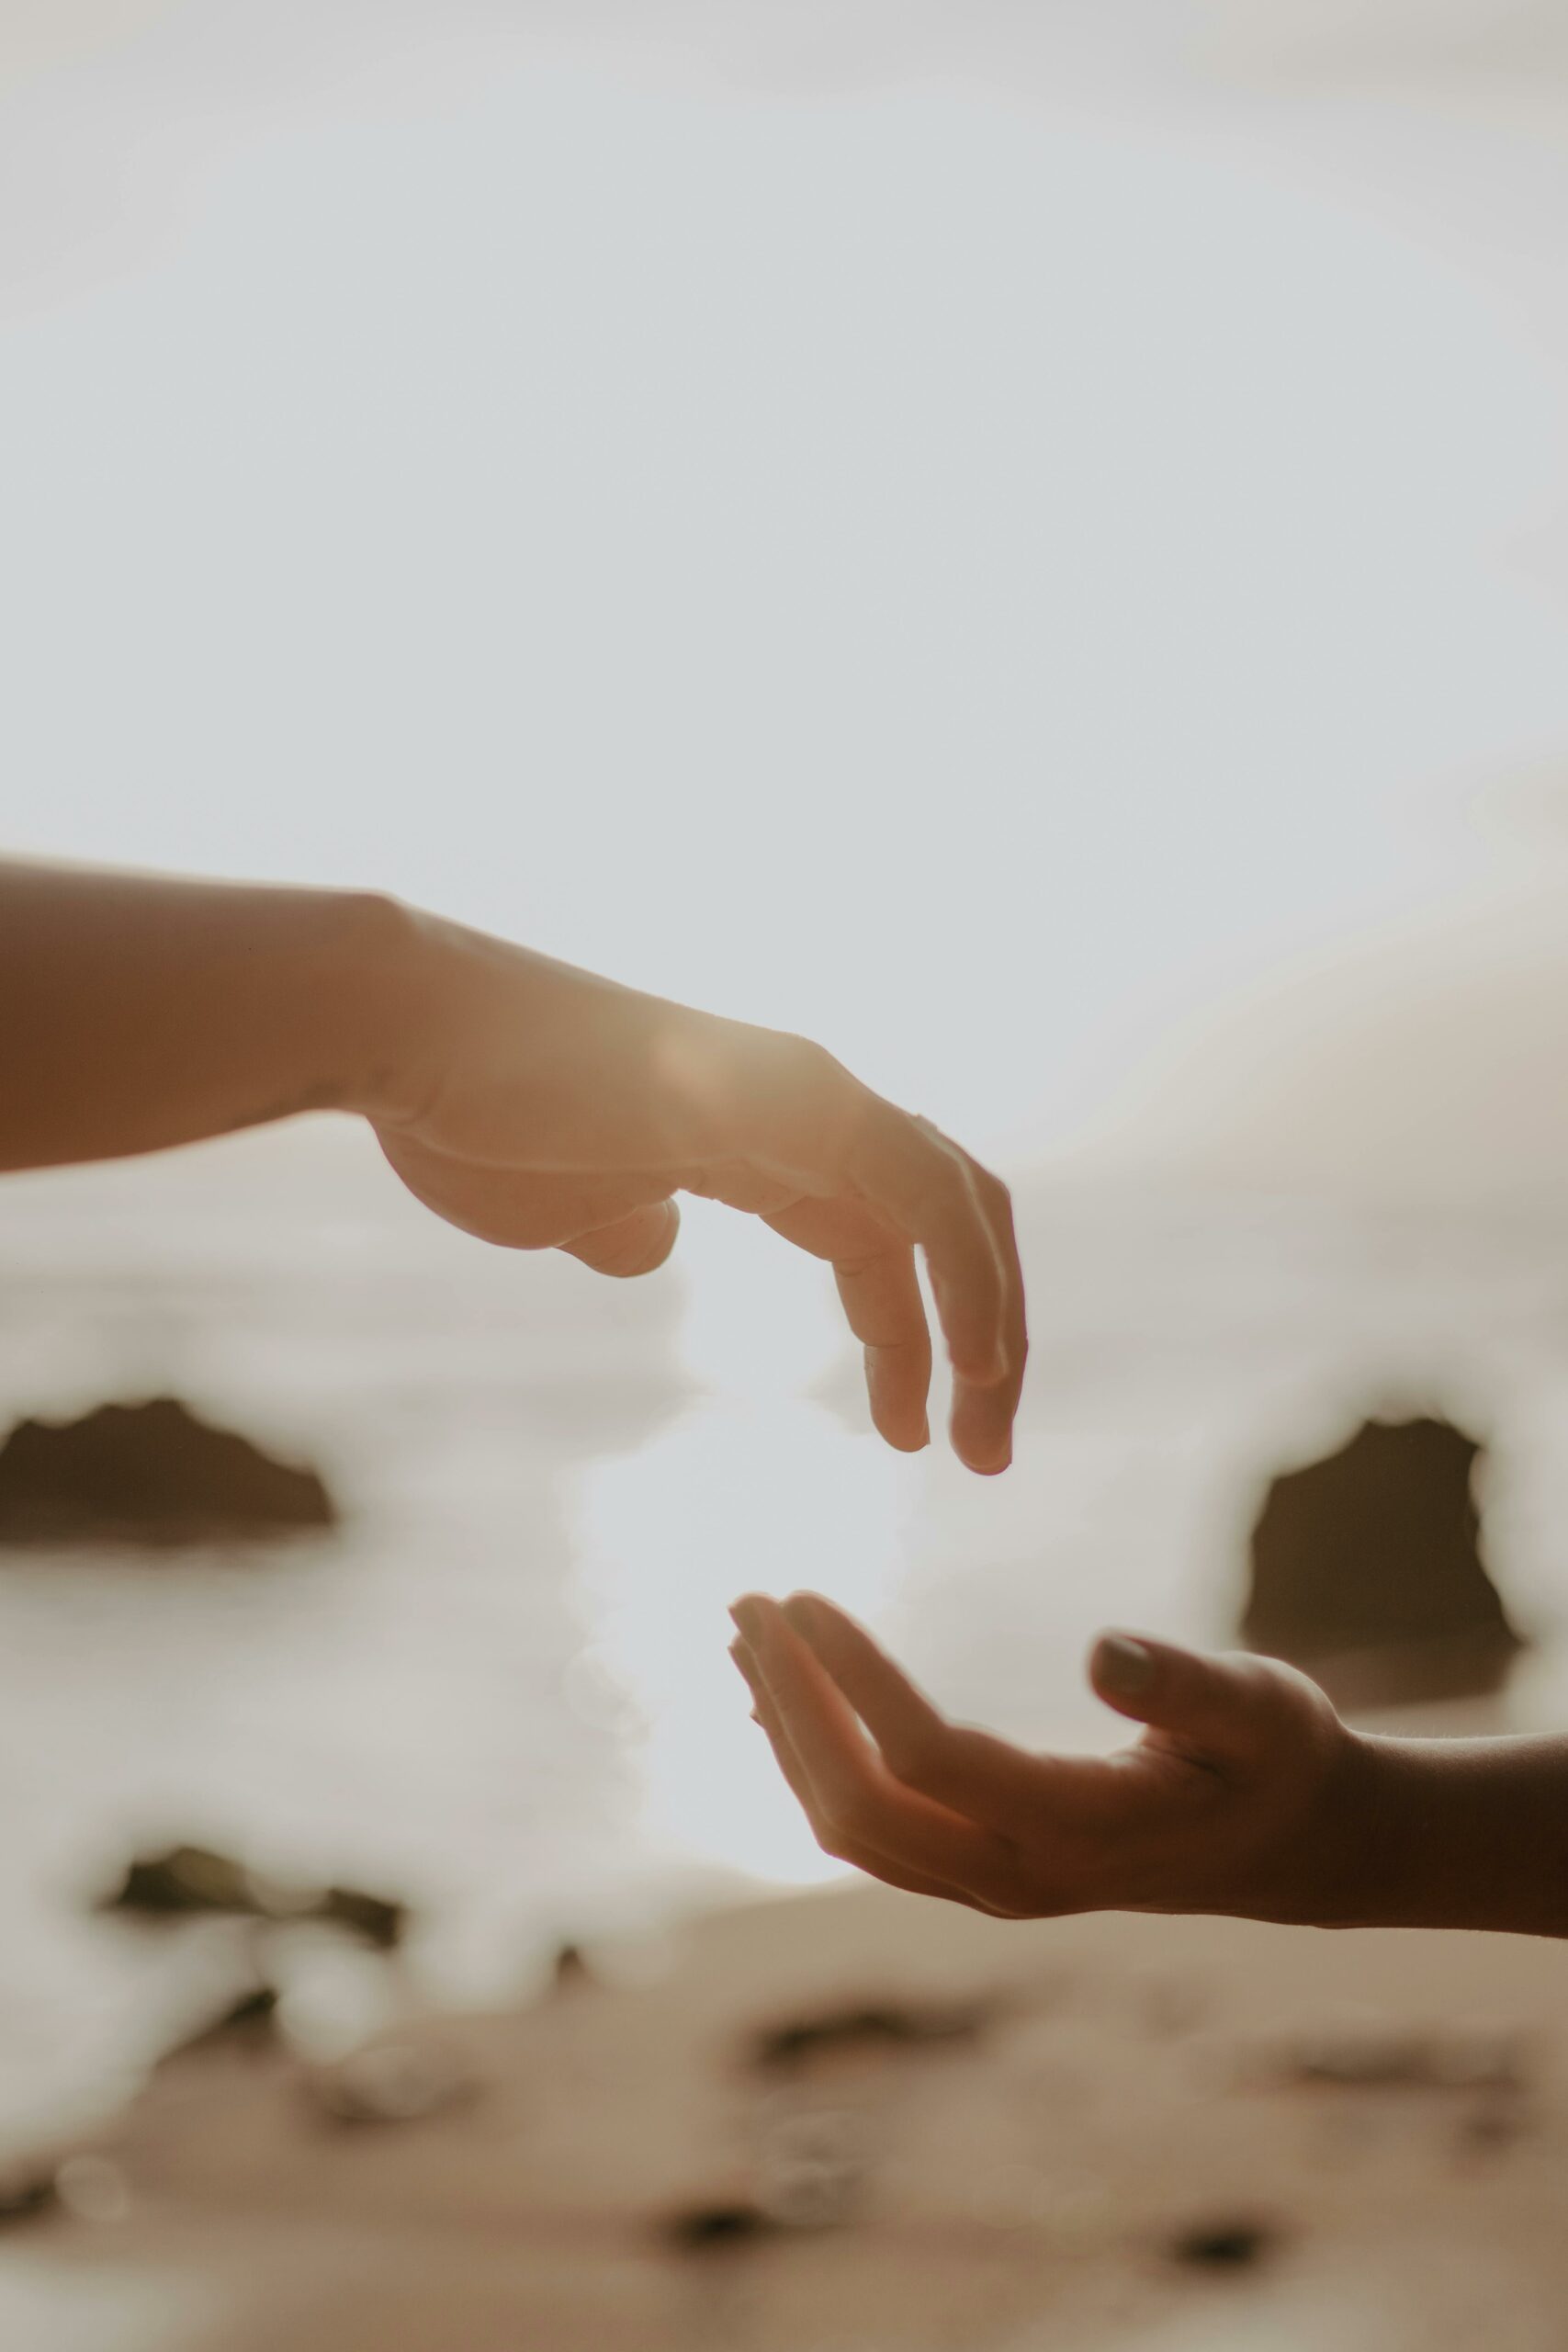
[728,1591,1376,1928]
[0,863,1024,1475]
[371,915,1025,1471]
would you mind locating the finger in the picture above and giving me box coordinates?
[1089,1633,1269,1767]
[560,1198,681,1277]
[834,1244,931,1453]
[675,1031,1021,1471]
[841,1099,1010,1407]
[728,1641,967,1904]
[762,1198,932,1453]
[938,1140,1027,1476]
[730,1596,1021,1910]
[729,1043,1011,1413]
[781,1591,1046,1822]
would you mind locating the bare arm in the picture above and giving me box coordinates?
[1355,1732,1568,1938]
[729,1591,1568,1936]
[0,859,394,1170]
[0,858,1026,1471]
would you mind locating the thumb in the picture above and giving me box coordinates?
[1089,1631,1265,1764]
[561,1198,681,1278]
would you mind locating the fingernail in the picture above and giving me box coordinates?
[728,1597,764,1642]
[781,1593,820,1639]
[1096,1634,1155,1695]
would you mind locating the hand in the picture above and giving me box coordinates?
[728,1591,1378,1926]
[364,910,1026,1471]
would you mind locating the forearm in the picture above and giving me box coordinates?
[0,859,409,1171]
[1344,1731,1568,1937]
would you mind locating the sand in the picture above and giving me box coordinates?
[16,1882,1568,2352]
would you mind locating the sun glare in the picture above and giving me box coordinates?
[572,1213,909,1882]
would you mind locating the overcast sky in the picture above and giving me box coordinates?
[4,2,1567,1170]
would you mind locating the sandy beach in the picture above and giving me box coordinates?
[14,1879,1568,2352]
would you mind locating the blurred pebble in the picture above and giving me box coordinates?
[552,1942,592,1992]
[666,2201,772,2250]
[1281,2016,1529,2093]
[1170,2219,1276,2268]
[0,2165,56,2226]
[1458,2099,1529,2154]
[310,2039,472,2126]
[752,1997,987,2073]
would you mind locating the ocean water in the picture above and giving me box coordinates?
[4,1119,1568,2144]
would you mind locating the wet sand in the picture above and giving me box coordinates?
[24,1882,1568,2351]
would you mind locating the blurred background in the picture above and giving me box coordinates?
[3,4,1568,2345]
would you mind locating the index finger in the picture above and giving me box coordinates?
[779,1590,1047,1825]
[730,1596,1021,1910]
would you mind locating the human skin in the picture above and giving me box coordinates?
[729,1590,1568,1937]
[0,859,1025,1470]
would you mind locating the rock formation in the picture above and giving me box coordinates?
[100,1843,406,1949]
[0,1396,334,1545]
[1241,1414,1522,1707]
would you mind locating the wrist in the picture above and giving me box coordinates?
[316,889,441,1126]
[1289,1727,1414,1931]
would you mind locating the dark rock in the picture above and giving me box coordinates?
[318,1886,407,1951]
[551,1941,591,1990]
[106,1845,258,1918]
[163,1986,281,2062]
[98,1844,408,1948]
[0,1396,334,1547]
[0,2164,59,2226]
[1171,2220,1275,2268]
[1458,2099,1529,2154]
[751,1998,987,2073]
[1241,1416,1522,1705]
[666,2201,773,2250]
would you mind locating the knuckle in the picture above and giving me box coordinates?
[1226,1656,1280,1707]
[974,1160,1014,1221]
[922,1150,975,1230]
[783,1034,843,1094]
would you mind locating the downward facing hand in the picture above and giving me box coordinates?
[373,916,1027,1471]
